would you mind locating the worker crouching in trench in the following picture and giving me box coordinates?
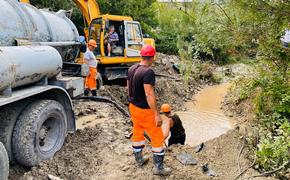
[84,39,99,96]
[161,104,186,146]
[127,45,171,176]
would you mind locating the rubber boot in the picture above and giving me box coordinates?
[134,151,149,167]
[91,90,97,96]
[84,89,89,96]
[153,154,171,176]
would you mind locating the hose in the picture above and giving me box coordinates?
[79,96,130,117]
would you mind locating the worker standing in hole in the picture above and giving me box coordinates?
[127,45,171,176]
[84,39,98,96]
[161,104,186,146]
[104,26,119,57]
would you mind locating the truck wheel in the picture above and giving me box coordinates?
[96,72,103,90]
[12,100,67,167]
[0,142,9,180]
[0,102,29,164]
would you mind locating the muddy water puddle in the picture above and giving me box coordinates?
[177,83,233,146]
[76,115,106,129]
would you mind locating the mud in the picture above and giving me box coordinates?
[74,100,110,129]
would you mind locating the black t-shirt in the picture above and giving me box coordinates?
[170,114,185,137]
[127,63,155,109]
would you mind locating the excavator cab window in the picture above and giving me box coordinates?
[104,20,125,57]
[89,18,102,56]
[124,21,143,57]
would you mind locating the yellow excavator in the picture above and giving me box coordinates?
[21,0,155,84]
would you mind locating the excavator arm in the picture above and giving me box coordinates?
[72,0,100,24]
[19,0,30,3]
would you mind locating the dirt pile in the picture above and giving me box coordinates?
[153,53,181,76]
[99,53,198,111]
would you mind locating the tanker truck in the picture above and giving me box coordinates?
[0,0,87,176]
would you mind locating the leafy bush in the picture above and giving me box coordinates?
[155,31,179,55]
[232,68,290,174]
[257,116,290,170]
[154,0,261,62]
[253,70,290,171]
[153,2,187,54]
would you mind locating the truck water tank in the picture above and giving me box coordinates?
[0,46,62,92]
[0,0,80,61]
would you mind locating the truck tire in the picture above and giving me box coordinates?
[0,102,29,164]
[96,72,103,90]
[0,142,9,180]
[12,100,67,167]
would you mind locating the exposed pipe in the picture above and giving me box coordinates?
[79,96,130,117]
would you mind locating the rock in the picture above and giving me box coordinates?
[99,86,105,91]
[176,152,198,165]
[161,58,167,65]
[202,164,218,177]
[195,143,205,153]
[48,174,63,180]
[121,165,130,171]
[23,175,34,180]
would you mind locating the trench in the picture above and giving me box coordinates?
[176,83,234,146]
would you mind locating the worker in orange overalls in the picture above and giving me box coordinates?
[84,39,98,96]
[127,45,171,176]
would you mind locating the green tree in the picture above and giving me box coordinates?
[98,0,158,34]
[28,0,157,35]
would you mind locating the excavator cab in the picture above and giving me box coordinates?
[87,15,150,81]
[88,15,144,64]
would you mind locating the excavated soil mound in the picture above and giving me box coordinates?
[99,53,198,111]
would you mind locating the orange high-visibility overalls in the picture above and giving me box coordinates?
[129,103,164,153]
[85,67,97,90]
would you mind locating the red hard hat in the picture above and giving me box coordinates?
[140,45,156,57]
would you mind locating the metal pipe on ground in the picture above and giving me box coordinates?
[79,96,130,117]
